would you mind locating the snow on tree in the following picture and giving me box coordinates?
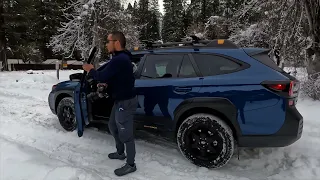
[227,0,320,99]
[49,0,140,62]
[204,16,230,39]
[301,0,320,75]
[229,0,309,67]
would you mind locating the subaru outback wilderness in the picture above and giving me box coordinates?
[48,39,303,169]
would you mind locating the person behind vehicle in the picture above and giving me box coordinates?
[82,31,138,176]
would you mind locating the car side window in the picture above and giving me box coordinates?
[140,54,184,79]
[192,54,241,76]
[178,55,197,78]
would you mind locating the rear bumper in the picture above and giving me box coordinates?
[238,105,303,147]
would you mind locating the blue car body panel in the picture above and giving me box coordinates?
[135,76,203,131]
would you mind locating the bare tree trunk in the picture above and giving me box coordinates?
[92,12,100,69]
[302,0,320,75]
[0,0,8,71]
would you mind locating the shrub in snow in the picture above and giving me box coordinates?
[300,72,320,100]
[26,70,44,75]
[204,16,230,39]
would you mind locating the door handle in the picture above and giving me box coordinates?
[174,87,192,93]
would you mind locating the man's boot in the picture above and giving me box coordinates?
[108,152,126,160]
[114,163,137,176]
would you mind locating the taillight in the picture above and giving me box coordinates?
[262,80,300,99]
[267,84,286,91]
[289,81,300,97]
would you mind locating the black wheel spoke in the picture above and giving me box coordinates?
[200,149,207,157]
[207,144,217,154]
[64,108,69,114]
[200,133,207,139]
[191,142,198,149]
[191,133,200,142]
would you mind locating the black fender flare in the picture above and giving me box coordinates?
[173,97,242,138]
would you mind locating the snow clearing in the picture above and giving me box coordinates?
[0,70,320,180]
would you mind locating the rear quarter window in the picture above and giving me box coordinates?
[192,54,243,76]
[251,53,284,72]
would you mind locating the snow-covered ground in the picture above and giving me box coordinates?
[0,69,320,180]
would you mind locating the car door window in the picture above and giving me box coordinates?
[192,54,241,76]
[141,54,184,79]
[178,55,197,78]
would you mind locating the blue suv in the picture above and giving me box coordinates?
[48,39,303,169]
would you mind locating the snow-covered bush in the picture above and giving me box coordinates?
[229,23,270,48]
[300,72,320,100]
[204,16,230,39]
[15,43,43,63]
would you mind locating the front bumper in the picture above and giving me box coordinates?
[238,105,303,147]
[48,91,56,115]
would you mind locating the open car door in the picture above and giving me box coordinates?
[74,47,97,137]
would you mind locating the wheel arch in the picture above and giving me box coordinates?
[174,97,241,140]
[55,91,73,113]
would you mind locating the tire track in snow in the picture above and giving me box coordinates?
[0,88,49,103]
[0,90,249,180]
[0,136,106,180]
[0,119,248,180]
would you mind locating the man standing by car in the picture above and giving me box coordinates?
[82,31,138,176]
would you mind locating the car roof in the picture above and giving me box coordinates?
[131,47,270,56]
[130,39,270,56]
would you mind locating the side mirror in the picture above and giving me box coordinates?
[69,73,83,81]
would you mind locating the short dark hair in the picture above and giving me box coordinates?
[111,31,126,48]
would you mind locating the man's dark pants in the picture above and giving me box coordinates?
[108,96,138,165]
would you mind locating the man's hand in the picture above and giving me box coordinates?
[82,64,94,72]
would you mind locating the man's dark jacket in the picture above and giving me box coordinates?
[88,50,136,101]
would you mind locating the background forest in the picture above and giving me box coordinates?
[0,0,319,98]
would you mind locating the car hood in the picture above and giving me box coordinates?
[56,80,79,90]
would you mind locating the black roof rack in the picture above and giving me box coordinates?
[132,36,239,51]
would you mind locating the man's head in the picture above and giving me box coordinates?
[106,31,126,53]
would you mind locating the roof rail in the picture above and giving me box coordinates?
[131,36,239,51]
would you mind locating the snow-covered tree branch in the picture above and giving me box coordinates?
[48,0,140,61]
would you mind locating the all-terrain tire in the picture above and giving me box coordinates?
[57,97,77,132]
[177,113,234,168]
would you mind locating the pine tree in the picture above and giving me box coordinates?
[0,0,73,63]
[0,0,6,70]
[34,0,73,60]
[4,0,40,61]
[138,0,149,40]
[133,0,138,16]
[127,2,133,12]
[147,0,161,41]
[162,0,185,42]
